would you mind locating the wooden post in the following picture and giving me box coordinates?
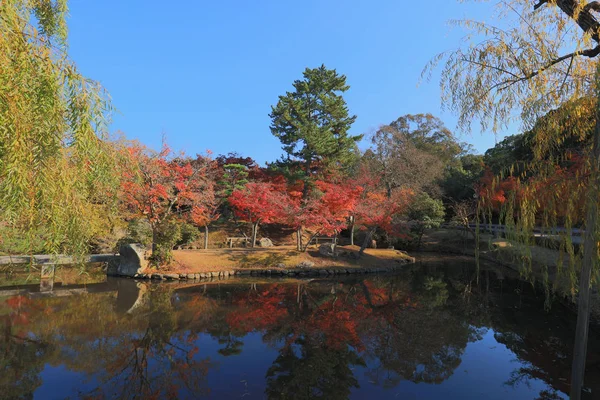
[349,215,355,246]
[40,264,55,292]
[204,225,209,249]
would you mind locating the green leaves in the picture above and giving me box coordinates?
[269,65,361,184]
[0,0,118,255]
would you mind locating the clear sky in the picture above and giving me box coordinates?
[66,0,511,165]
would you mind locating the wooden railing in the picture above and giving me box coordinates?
[0,253,119,292]
[0,254,118,266]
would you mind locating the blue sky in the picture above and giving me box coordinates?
[67,0,510,165]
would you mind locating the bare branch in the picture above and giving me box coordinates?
[522,44,600,79]
[535,0,600,42]
[584,1,600,13]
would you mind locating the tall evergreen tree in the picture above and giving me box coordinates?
[269,65,361,191]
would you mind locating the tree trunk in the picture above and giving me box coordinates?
[296,227,303,251]
[251,221,259,248]
[151,226,158,259]
[303,158,311,199]
[417,232,424,249]
[349,216,355,246]
[204,225,209,250]
[333,232,338,254]
[302,232,319,252]
[570,86,600,400]
[359,229,374,257]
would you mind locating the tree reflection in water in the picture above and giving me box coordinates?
[0,260,598,399]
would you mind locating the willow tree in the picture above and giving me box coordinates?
[0,1,118,255]
[425,1,600,398]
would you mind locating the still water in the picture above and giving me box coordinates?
[1,256,598,399]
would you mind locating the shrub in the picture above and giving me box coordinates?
[178,222,200,247]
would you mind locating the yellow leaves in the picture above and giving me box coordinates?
[427,0,597,136]
[0,0,117,255]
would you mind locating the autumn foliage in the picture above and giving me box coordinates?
[121,142,217,262]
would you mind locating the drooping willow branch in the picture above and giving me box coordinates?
[535,0,600,41]
[488,44,600,92]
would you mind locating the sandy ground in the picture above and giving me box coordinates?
[157,245,414,274]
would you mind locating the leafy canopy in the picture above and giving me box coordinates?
[269,65,361,182]
[0,0,119,254]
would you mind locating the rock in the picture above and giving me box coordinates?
[259,238,274,247]
[319,243,337,257]
[187,273,195,280]
[117,243,149,277]
[276,263,287,269]
[296,261,315,269]
[165,274,179,280]
[151,273,163,280]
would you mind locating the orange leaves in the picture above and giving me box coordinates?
[304,299,371,351]
[226,286,289,334]
[120,141,217,228]
[5,295,31,309]
[477,167,521,211]
[477,155,587,219]
[355,188,404,233]
[229,182,288,224]
[289,181,363,235]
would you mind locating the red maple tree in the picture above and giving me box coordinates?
[121,142,217,262]
[279,180,362,251]
[354,168,414,255]
[228,182,287,247]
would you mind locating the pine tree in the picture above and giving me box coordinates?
[269,65,361,192]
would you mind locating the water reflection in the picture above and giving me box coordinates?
[1,258,598,399]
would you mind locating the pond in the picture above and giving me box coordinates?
[1,256,598,399]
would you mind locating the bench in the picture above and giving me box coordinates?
[308,236,337,246]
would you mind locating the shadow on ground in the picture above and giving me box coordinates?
[228,251,297,268]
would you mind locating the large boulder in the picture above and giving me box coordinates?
[319,243,337,258]
[259,238,274,247]
[116,243,149,277]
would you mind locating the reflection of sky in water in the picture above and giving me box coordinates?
[4,266,595,400]
[353,329,563,400]
[32,327,564,399]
